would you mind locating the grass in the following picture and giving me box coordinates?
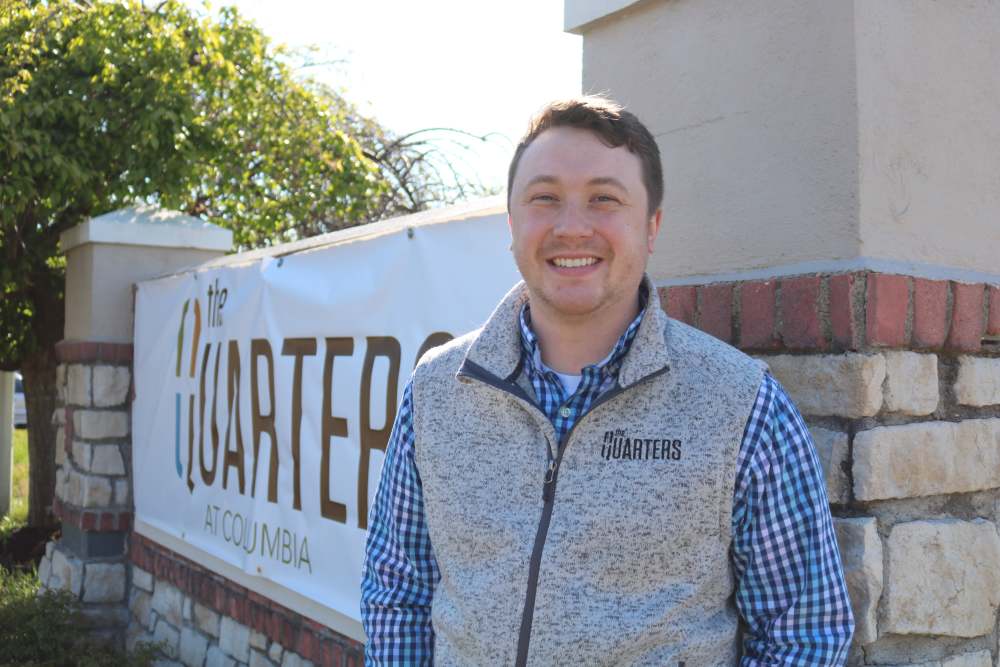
[0,428,29,541]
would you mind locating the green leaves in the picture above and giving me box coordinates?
[0,0,495,371]
[0,0,389,367]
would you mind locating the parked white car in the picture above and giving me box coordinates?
[14,372,26,428]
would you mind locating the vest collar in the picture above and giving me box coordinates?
[460,276,671,386]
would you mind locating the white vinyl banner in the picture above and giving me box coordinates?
[133,210,520,639]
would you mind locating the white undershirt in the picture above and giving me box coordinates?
[550,370,583,396]
[534,348,617,398]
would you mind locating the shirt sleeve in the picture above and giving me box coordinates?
[360,381,439,666]
[731,374,854,665]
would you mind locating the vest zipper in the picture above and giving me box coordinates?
[458,359,670,666]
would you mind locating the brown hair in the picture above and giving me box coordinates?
[507,96,664,217]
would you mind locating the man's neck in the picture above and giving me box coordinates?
[528,291,642,375]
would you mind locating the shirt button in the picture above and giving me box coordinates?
[559,407,571,418]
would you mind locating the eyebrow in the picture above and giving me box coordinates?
[523,175,630,192]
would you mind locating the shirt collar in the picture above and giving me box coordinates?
[518,284,648,380]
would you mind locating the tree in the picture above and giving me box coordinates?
[0,0,490,525]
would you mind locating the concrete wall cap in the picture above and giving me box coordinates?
[59,205,233,254]
[564,0,645,34]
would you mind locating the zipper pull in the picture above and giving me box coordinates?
[542,459,557,502]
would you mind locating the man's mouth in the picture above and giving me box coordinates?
[549,257,600,268]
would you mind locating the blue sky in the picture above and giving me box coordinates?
[185,0,582,192]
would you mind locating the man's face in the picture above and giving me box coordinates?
[508,126,661,323]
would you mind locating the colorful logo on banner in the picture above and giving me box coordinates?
[175,296,202,481]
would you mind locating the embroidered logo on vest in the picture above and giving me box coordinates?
[600,429,682,461]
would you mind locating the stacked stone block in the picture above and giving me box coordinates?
[127,533,364,667]
[661,271,1000,665]
[38,341,135,644]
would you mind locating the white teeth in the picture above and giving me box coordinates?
[552,257,598,268]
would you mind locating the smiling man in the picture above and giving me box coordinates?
[361,97,854,665]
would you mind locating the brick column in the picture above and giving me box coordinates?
[38,206,230,646]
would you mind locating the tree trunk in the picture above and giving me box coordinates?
[21,345,58,527]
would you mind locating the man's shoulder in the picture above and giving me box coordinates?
[413,328,480,379]
[662,315,765,377]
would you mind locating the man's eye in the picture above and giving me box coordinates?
[593,195,620,204]
[531,194,557,202]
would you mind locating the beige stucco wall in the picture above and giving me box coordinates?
[580,0,860,281]
[855,1,1000,275]
[576,0,1000,281]
[65,244,222,342]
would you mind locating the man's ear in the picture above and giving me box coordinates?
[647,209,663,254]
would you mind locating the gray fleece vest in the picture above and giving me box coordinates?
[411,281,763,666]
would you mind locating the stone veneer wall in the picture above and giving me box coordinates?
[126,534,363,667]
[661,271,1000,666]
[39,342,135,643]
[37,340,364,667]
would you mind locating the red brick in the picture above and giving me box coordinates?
[228,590,248,623]
[168,559,182,587]
[738,281,778,350]
[779,276,825,349]
[127,534,143,564]
[213,583,226,611]
[190,573,211,607]
[117,511,133,531]
[298,628,320,662]
[304,618,327,634]
[101,343,133,363]
[911,279,949,348]
[947,282,985,352]
[99,512,115,531]
[262,608,281,641]
[697,284,733,343]
[56,341,80,362]
[988,285,1000,336]
[64,407,74,444]
[248,599,269,634]
[282,618,299,649]
[55,340,133,364]
[320,639,343,666]
[61,503,77,525]
[828,274,860,349]
[346,648,364,667]
[75,342,98,362]
[248,590,270,607]
[866,273,910,346]
[663,285,697,325]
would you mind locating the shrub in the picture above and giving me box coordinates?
[0,567,162,667]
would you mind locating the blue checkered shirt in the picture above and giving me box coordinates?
[361,304,854,665]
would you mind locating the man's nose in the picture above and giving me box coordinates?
[552,202,594,239]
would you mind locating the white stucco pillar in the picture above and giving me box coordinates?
[38,205,231,644]
[60,205,233,342]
